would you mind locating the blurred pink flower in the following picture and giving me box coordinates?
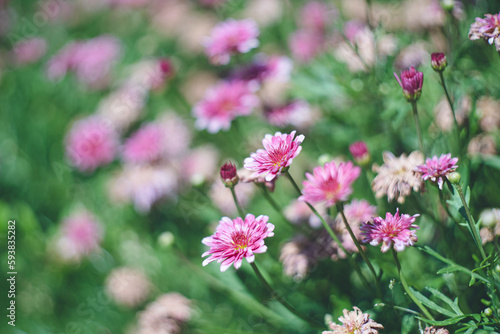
[122,123,164,164]
[181,145,219,185]
[361,209,419,253]
[65,117,118,173]
[394,66,424,102]
[202,214,275,271]
[230,54,292,85]
[344,199,377,224]
[349,141,370,164]
[344,20,366,43]
[284,199,326,228]
[299,1,336,34]
[12,38,47,65]
[106,267,151,308]
[288,30,324,63]
[244,131,305,182]
[324,306,383,334]
[416,153,458,189]
[56,210,102,261]
[299,161,361,208]
[137,293,192,334]
[193,80,258,133]
[265,100,312,128]
[469,11,500,51]
[108,0,150,7]
[204,18,259,65]
[47,36,121,89]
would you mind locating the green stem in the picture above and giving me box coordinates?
[437,189,467,236]
[258,184,293,226]
[411,102,424,154]
[391,248,435,321]
[250,262,323,329]
[454,184,487,260]
[284,171,373,290]
[438,71,461,153]
[337,203,382,299]
[230,187,245,217]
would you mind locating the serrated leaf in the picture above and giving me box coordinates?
[416,315,468,326]
[410,288,457,318]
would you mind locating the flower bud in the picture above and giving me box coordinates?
[349,141,371,166]
[447,171,461,184]
[431,52,447,72]
[220,162,238,188]
[394,67,424,103]
[441,0,455,11]
[484,308,493,317]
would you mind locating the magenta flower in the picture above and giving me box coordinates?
[66,117,118,172]
[361,209,419,252]
[202,214,275,271]
[193,80,259,133]
[416,153,459,189]
[299,161,361,208]
[204,18,259,65]
[394,66,424,102]
[244,131,305,182]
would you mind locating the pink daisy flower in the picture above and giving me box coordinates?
[416,153,459,190]
[361,209,420,253]
[202,214,275,272]
[193,80,259,133]
[65,117,118,172]
[299,161,361,208]
[244,131,305,182]
[204,18,260,65]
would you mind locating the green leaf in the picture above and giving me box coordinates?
[416,315,468,326]
[426,287,464,315]
[410,288,457,318]
[463,326,477,334]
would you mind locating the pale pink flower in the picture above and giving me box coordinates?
[244,131,305,182]
[12,37,47,65]
[202,214,275,271]
[299,161,361,208]
[469,11,500,51]
[193,80,258,133]
[56,210,103,262]
[299,1,336,34]
[106,267,151,308]
[416,153,458,189]
[361,209,419,252]
[47,36,121,89]
[344,199,378,224]
[289,30,324,63]
[122,123,164,164]
[65,117,118,173]
[204,18,259,65]
[181,145,219,185]
[344,20,366,43]
[324,306,383,334]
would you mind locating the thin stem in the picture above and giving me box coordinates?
[337,203,382,299]
[258,184,293,226]
[438,71,461,153]
[437,189,468,236]
[411,102,424,154]
[454,184,487,260]
[285,171,372,290]
[391,248,435,321]
[230,187,245,217]
[250,262,323,329]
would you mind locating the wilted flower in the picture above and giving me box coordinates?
[299,161,361,208]
[372,151,424,204]
[204,18,259,65]
[65,117,118,173]
[469,11,500,52]
[193,80,259,133]
[349,141,370,166]
[431,52,447,72]
[106,267,151,308]
[416,153,458,189]
[220,162,238,188]
[202,214,275,271]
[244,131,305,182]
[394,66,424,102]
[324,306,383,334]
[361,209,419,253]
[137,293,192,334]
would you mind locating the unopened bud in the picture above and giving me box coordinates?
[349,141,371,166]
[220,162,238,188]
[431,52,447,72]
[484,308,493,317]
[447,171,461,184]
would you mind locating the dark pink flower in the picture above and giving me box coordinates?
[202,214,275,271]
[204,18,259,65]
[299,161,361,208]
[361,209,419,252]
[349,141,370,165]
[66,117,118,172]
[193,80,259,133]
[416,153,458,189]
[394,66,424,102]
[244,131,305,182]
[431,52,447,72]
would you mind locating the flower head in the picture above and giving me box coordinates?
[372,151,424,204]
[361,209,420,253]
[469,12,500,52]
[394,66,424,102]
[431,52,447,72]
[244,131,305,182]
[202,214,275,271]
[193,80,258,133]
[299,161,360,208]
[324,306,383,334]
[220,162,238,188]
[204,18,260,65]
[349,141,370,166]
[416,153,458,189]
